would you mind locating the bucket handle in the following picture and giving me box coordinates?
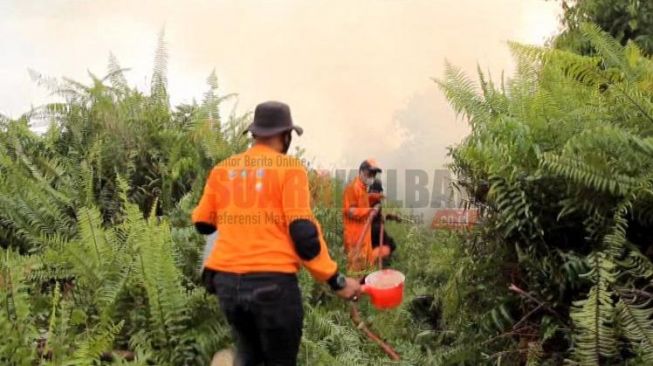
[351,285,370,302]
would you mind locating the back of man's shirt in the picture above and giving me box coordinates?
[193,144,337,281]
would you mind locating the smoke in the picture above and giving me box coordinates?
[1,0,560,197]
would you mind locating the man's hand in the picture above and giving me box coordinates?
[335,277,362,300]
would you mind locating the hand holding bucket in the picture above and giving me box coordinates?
[359,269,405,310]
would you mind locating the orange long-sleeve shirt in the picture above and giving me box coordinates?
[192,144,338,282]
[342,176,375,271]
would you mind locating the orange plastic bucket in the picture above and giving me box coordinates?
[361,269,405,310]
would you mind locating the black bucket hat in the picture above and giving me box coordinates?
[243,101,304,137]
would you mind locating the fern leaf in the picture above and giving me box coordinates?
[571,252,617,365]
[616,299,653,363]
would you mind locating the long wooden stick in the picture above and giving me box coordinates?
[378,218,384,270]
[350,302,401,360]
[352,212,375,259]
[348,206,400,360]
[349,211,376,271]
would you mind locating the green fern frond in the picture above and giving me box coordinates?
[106,52,130,91]
[571,251,618,365]
[127,202,199,364]
[616,298,653,363]
[65,321,124,365]
[0,249,38,363]
[434,61,489,124]
[541,153,638,197]
[580,23,627,70]
[150,28,169,106]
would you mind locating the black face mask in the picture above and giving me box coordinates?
[282,132,292,154]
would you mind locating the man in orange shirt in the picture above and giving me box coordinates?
[342,159,389,272]
[193,101,360,366]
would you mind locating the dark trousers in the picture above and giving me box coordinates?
[371,220,397,253]
[210,271,304,366]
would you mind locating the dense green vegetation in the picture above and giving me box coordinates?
[437,24,653,364]
[0,34,457,365]
[0,34,246,364]
[556,0,653,55]
[4,3,653,364]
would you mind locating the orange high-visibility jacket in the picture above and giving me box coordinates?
[342,176,375,270]
[192,144,338,282]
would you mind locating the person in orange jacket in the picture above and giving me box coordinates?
[342,159,390,272]
[193,101,360,366]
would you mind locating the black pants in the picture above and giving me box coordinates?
[211,271,304,366]
[371,220,397,253]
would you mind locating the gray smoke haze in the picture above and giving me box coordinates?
[0,0,561,221]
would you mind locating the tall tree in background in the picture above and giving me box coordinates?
[556,0,653,54]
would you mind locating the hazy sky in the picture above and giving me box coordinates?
[0,0,560,170]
